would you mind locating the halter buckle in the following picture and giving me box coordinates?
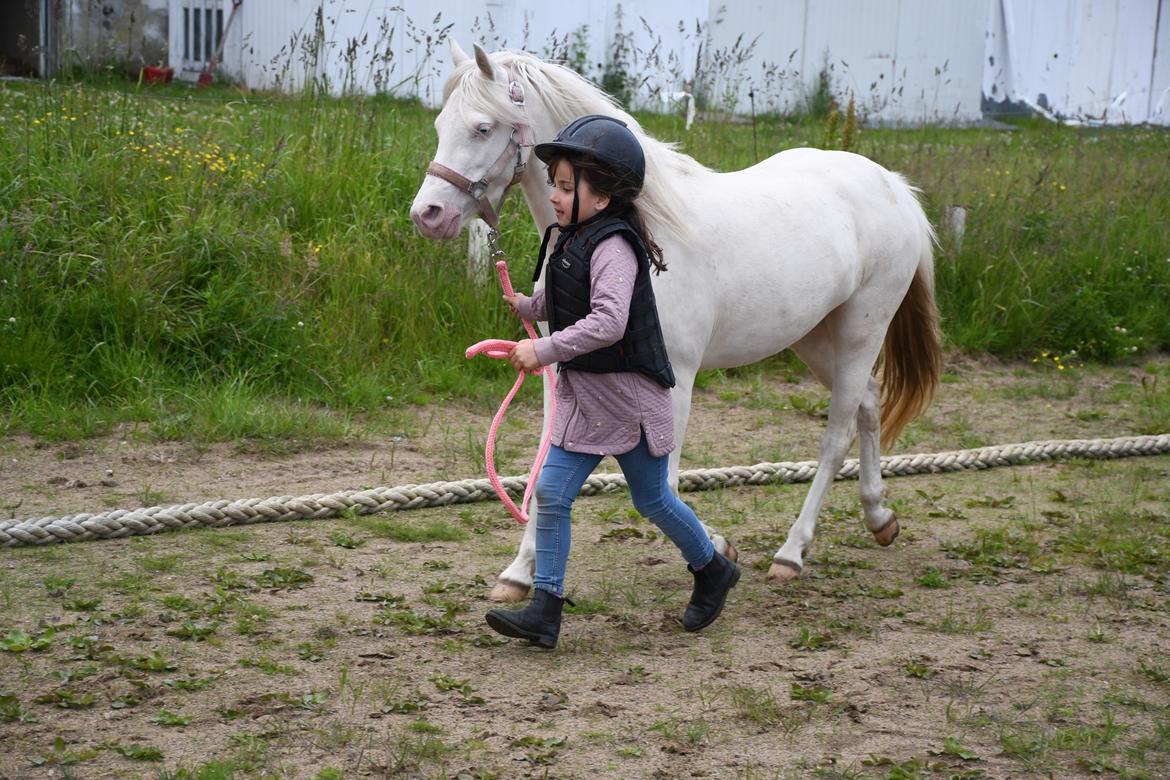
[486,227,505,258]
[468,180,489,201]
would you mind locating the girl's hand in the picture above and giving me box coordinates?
[503,293,523,317]
[509,339,541,372]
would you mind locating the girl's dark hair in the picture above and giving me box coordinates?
[545,153,667,273]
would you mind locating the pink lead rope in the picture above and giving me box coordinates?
[464,260,557,524]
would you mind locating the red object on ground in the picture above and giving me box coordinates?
[141,66,173,85]
[198,0,244,87]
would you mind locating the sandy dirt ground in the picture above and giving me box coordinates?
[1,356,1168,779]
[2,355,1164,521]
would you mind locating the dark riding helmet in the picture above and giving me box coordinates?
[534,115,645,195]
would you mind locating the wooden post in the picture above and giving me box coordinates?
[468,220,491,283]
[944,205,967,252]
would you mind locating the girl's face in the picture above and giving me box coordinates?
[549,159,609,226]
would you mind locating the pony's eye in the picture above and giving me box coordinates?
[476,124,492,138]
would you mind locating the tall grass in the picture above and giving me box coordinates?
[0,81,522,440]
[862,119,1170,359]
[0,79,1167,441]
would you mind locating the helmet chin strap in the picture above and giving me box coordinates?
[570,168,581,225]
[532,169,605,284]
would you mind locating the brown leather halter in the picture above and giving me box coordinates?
[425,74,533,230]
[425,127,531,230]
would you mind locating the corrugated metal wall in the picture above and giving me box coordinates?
[1155,1,1170,123]
[703,0,986,123]
[985,0,1167,124]
[164,0,1168,125]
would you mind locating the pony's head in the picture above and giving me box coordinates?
[411,42,699,244]
[409,41,542,239]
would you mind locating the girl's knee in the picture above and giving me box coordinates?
[535,477,575,511]
[630,494,668,522]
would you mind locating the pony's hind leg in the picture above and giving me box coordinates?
[769,319,886,582]
[768,382,862,582]
[857,375,899,546]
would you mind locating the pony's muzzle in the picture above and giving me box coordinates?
[409,201,461,239]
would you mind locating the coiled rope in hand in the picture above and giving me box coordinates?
[464,259,557,524]
[2,433,1167,547]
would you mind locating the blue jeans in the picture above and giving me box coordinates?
[532,433,715,596]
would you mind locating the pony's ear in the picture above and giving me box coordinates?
[449,38,470,66]
[472,43,496,81]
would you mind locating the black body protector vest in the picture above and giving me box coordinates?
[534,215,676,389]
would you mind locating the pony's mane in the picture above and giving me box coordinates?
[443,49,707,242]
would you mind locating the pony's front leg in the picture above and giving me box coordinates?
[488,356,555,603]
[667,448,739,562]
[488,515,536,602]
[669,368,738,562]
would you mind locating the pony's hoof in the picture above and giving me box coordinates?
[766,559,802,583]
[872,517,901,547]
[488,579,530,603]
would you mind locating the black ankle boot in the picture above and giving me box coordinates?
[683,550,741,632]
[485,588,564,648]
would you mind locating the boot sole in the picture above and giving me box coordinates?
[684,564,741,633]
[484,611,557,649]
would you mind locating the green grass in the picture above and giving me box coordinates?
[345,516,469,543]
[1,78,1168,443]
[159,760,237,780]
[729,686,785,729]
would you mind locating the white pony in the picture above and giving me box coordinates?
[411,42,942,601]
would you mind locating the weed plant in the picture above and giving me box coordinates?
[1,75,1167,443]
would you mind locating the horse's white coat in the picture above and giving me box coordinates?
[410,42,941,594]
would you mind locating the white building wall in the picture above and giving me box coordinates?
[984,0,1167,125]
[174,0,603,100]
[166,0,1167,125]
[704,0,987,123]
[1153,0,1170,122]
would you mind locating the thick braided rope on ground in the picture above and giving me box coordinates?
[2,434,1168,548]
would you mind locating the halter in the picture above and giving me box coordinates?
[425,74,534,229]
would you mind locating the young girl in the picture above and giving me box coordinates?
[484,114,740,649]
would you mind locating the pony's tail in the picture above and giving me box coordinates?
[879,221,942,450]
